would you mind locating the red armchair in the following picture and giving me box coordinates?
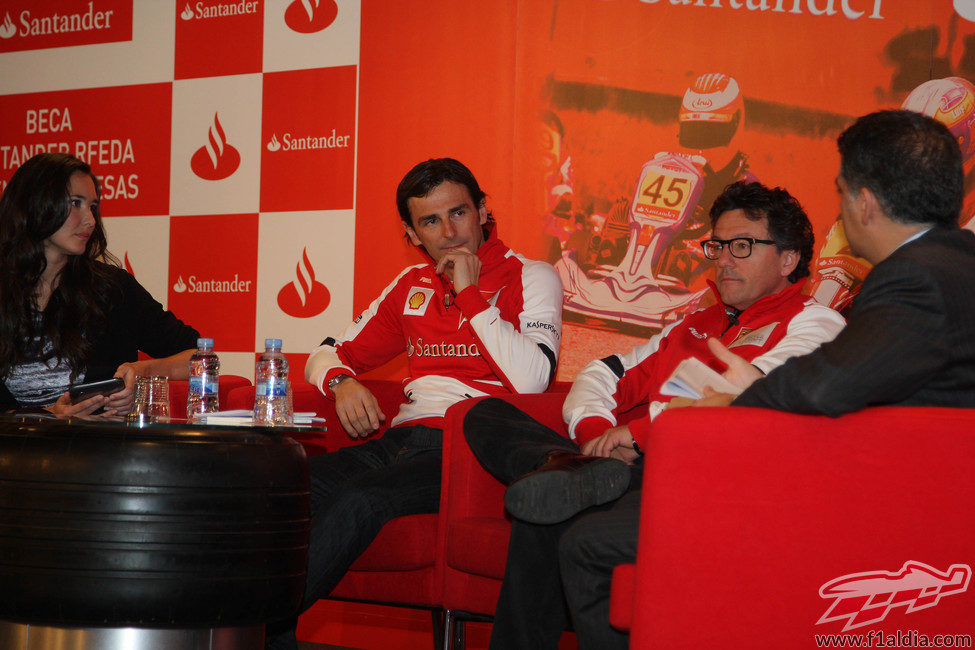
[225,380,447,638]
[438,388,668,648]
[612,406,975,648]
[438,392,568,623]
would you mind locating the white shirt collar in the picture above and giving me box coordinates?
[892,226,933,253]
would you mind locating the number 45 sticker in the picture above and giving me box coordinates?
[634,169,699,223]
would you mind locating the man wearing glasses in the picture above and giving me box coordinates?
[462,179,845,650]
[703,110,975,415]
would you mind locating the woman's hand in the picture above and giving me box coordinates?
[104,362,144,414]
[47,391,109,416]
[104,351,195,415]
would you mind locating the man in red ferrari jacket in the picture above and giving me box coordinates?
[463,180,845,650]
[266,158,563,650]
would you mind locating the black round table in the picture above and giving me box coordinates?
[0,414,310,650]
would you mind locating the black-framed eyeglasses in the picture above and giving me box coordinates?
[701,237,777,260]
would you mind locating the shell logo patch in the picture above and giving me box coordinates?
[405,287,435,316]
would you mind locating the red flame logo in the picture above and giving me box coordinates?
[190,112,241,181]
[123,252,135,276]
[277,247,330,317]
[284,0,338,33]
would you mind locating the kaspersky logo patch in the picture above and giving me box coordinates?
[284,0,337,33]
[190,111,240,180]
[404,287,434,316]
[817,561,971,631]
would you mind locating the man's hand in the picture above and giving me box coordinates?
[580,425,640,464]
[666,396,695,409]
[333,377,386,438]
[435,249,482,292]
[691,387,736,408]
[708,337,763,390]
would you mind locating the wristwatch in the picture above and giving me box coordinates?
[327,374,352,393]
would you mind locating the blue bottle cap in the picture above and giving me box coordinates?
[265,338,283,349]
[198,338,214,348]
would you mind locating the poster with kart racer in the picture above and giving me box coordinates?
[553,73,756,332]
[518,0,975,379]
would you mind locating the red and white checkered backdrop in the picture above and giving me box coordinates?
[1,1,359,380]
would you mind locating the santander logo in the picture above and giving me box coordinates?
[181,1,259,21]
[817,561,971,631]
[0,13,15,39]
[190,112,240,181]
[267,134,282,151]
[277,247,330,317]
[173,273,252,294]
[284,0,338,33]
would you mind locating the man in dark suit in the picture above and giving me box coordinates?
[705,108,975,413]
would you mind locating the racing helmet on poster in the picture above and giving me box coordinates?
[679,73,744,150]
[902,76,975,164]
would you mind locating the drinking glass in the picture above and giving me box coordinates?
[128,376,170,422]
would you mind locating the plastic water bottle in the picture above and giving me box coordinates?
[187,338,220,421]
[254,338,293,425]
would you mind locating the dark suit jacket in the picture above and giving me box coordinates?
[734,226,975,415]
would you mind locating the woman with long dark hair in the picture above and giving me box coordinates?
[0,153,200,414]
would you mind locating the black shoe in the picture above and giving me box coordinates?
[504,452,630,524]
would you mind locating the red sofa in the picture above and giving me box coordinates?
[440,397,975,647]
[612,405,975,648]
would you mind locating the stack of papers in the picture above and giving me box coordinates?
[659,357,743,399]
[197,410,325,426]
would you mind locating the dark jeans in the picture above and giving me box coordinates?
[265,424,443,650]
[463,398,639,650]
[463,396,580,483]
